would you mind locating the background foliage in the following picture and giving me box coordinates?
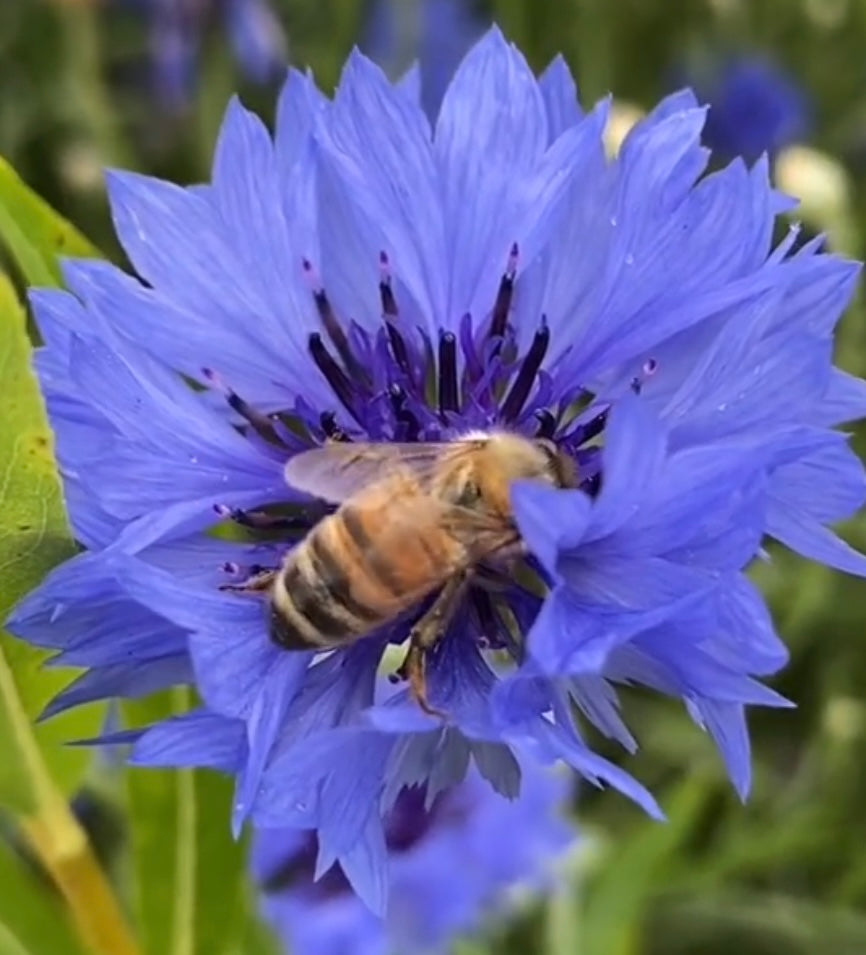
[2,1,866,953]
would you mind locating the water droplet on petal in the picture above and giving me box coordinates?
[624,253,634,266]
[610,216,618,227]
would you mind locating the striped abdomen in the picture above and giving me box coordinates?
[269,481,467,651]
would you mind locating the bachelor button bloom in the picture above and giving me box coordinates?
[8,27,866,911]
[682,54,811,163]
[124,0,287,109]
[251,759,575,955]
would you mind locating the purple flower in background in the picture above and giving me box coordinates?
[252,760,576,955]
[8,26,866,913]
[683,54,810,162]
[128,0,287,109]
[362,0,488,119]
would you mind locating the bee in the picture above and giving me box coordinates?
[228,432,575,716]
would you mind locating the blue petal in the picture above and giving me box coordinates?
[587,394,667,538]
[538,55,583,139]
[818,370,866,426]
[510,483,593,578]
[434,26,547,322]
[569,675,637,752]
[40,655,191,721]
[686,699,752,800]
[769,437,866,524]
[335,815,389,917]
[130,710,246,773]
[766,505,866,576]
[316,49,444,334]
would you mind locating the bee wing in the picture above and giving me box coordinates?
[284,442,461,503]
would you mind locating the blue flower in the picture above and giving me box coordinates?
[124,0,287,109]
[8,27,865,913]
[362,0,488,120]
[251,757,576,955]
[682,54,810,162]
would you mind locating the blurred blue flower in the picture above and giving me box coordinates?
[127,0,287,109]
[684,55,810,162]
[8,27,866,913]
[251,759,575,955]
[362,0,488,119]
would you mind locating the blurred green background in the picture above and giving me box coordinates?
[3,1,866,953]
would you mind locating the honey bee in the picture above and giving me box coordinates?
[228,432,575,716]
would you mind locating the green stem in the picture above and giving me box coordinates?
[0,649,140,955]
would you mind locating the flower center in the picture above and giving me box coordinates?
[206,246,628,665]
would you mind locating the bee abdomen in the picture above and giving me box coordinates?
[269,519,383,651]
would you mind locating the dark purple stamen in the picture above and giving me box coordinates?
[309,334,361,420]
[386,324,413,381]
[201,368,283,445]
[379,251,398,318]
[303,259,368,385]
[388,384,421,439]
[501,319,550,422]
[319,411,349,442]
[489,242,518,342]
[577,409,608,444]
[214,504,308,531]
[535,410,557,439]
[398,407,421,441]
[582,473,601,496]
[438,331,459,416]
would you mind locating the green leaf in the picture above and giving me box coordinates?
[0,273,104,813]
[651,893,866,955]
[0,838,87,955]
[0,156,100,287]
[579,774,714,955]
[123,691,247,955]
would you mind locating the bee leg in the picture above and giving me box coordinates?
[218,569,277,594]
[399,572,471,718]
[490,538,529,567]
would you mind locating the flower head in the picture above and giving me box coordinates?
[682,53,810,162]
[8,26,866,913]
[251,758,575,955]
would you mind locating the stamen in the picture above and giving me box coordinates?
[438,331,459,416]
[535,410,557,440]
[309,334,360,420]
[379,251,398,318]
[389,387,421,441]
[489,242,518,341]
[320,411,349,442]
[303,259,368,385]
[577,408,607,444]
[221,561,241,575]
[387,326,412,379]
[581,473,601,496]
[201,368,283,445]
[213,504,308,531]
[459,311,483,382]
[501,319,550,421]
